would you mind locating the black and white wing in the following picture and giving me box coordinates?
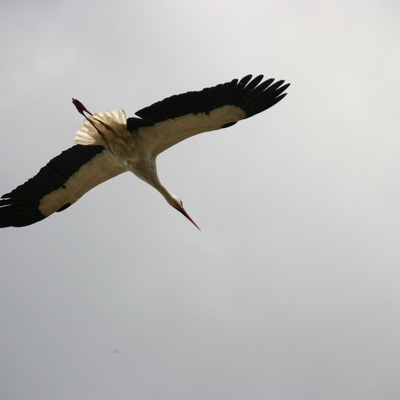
[127,74,289,156]
[0,145,126,227]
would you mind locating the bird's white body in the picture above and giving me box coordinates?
[74,109,184,202]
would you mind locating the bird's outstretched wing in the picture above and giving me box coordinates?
[0,145,126,227]
[128,74,289,156]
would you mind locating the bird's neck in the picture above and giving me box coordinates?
[137,171,176,206]
[128,160,176,207]
[154,181,177,207]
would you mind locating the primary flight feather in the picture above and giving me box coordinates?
[0,74,289,228]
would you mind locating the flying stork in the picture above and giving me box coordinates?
[0,74,289,229]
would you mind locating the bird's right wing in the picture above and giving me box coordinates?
[128,75,289,156]
[0,145,126,227]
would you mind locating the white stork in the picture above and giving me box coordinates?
[0,74,289,229]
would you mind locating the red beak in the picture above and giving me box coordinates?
[177,206,201,231]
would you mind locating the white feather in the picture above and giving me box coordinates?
[74,110,127,146]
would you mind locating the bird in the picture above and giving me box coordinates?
[0,74,289,229]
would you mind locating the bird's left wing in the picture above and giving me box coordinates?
[0,145,126,227]
[127,74,289,156]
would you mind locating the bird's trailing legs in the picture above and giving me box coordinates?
[72,98,112,146]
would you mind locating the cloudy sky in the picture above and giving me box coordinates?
[1,0,400,399]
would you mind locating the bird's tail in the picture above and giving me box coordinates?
[74,110,127,146]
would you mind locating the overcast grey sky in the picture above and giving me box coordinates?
[1,0,400,399]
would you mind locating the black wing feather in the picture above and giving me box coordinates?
[134,75,290,124]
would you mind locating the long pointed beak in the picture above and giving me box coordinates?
[177,206,201,231]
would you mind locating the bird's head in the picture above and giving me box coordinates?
[169,195,200,231]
